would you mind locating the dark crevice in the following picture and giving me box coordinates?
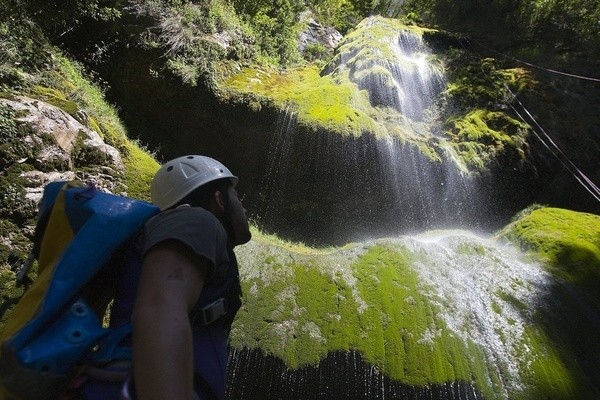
[226,348,484,400]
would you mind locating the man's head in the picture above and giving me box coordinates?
[151,155,251,245]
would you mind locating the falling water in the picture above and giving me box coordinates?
[351,25,446,121]
[225,230,592,399]
[224,15,599,400]
[252,18,495,245]
[257,106,299,225]
[226,348,484,400]
[401,231,553,397]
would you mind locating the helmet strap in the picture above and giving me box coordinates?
[215,187,236,245]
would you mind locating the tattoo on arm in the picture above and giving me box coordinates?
[167,267,184,281]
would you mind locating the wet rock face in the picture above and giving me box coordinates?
[239,120,527,246]
[323,17,446,121]
[226,348,484,400]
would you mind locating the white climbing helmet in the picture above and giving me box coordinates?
[151,155,238,210]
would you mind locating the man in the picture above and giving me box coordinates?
[80,154,251,400]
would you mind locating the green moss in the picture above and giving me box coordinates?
[450,110,513,143]
[438,53,538,172]
[224,65,380,137]
[498,207,600,306]
[496,289,528,313]
[71,131,110,169]
[491,301,502,314]
[121,142,160,201]
[31,86,78,116]
[350,245,500,393]
[456,242,487,256]
[446,109,530,169]
[249,226,344,255]
[224,16,539,172]
[232,242,498,396]
[515,326,599,399]
[339,16,435,61]
[232,228,600,398]
[222,18,443,140]
[87,116,103,137]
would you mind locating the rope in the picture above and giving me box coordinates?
[508,92,600,203]
[468,38,600,82]
[456,38,600,204]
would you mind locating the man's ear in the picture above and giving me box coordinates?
[211,190,226,214]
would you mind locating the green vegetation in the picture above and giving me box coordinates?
[517,326,598,400]
[230,0,304,66]
[233,230,600,398]
[440,55,536,171]
[224,18,436,148]
[497,206,600,398]
[443,56,536,109]
[445,109,529,170]
[233,240,495,395]
[122,143,159,201]
[223,15,542,172]
[497,207,600,307]
[225,65,380,136]
[350,245,482,386]
[143,0,253,86]
[1,1,599,397]
[402,0,600,53]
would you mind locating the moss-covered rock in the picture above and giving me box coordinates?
[231,226,600,399]
[497,206,600,307]
[224,65,379,137]
[223,15,541,178]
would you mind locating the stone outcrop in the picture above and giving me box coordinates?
[297,11,343,54]
[0,96,124,203]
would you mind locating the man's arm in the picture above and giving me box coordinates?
[132,240,210,400]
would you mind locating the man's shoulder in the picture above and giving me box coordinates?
[143,205,226,241]
[150,205,219,226]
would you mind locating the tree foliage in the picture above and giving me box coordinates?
[230,0,305,65]
[228,0,380,64]
[401,0,600,51]
[22,0,121,40]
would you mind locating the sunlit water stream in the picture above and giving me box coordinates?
[352,24,446,121]
[226,18,591,400]
[255,22,490,245]
[227,231,568,399]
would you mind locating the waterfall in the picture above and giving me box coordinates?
[401,231,553,397]
[226,16,600,400]
[228,230,599,399]
[254,19,494,246]
[351,25,446,122]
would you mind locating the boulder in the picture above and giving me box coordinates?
[0,96,123,171]
[298,11,343,54]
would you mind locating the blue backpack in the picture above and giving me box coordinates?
[0,181,160,400]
